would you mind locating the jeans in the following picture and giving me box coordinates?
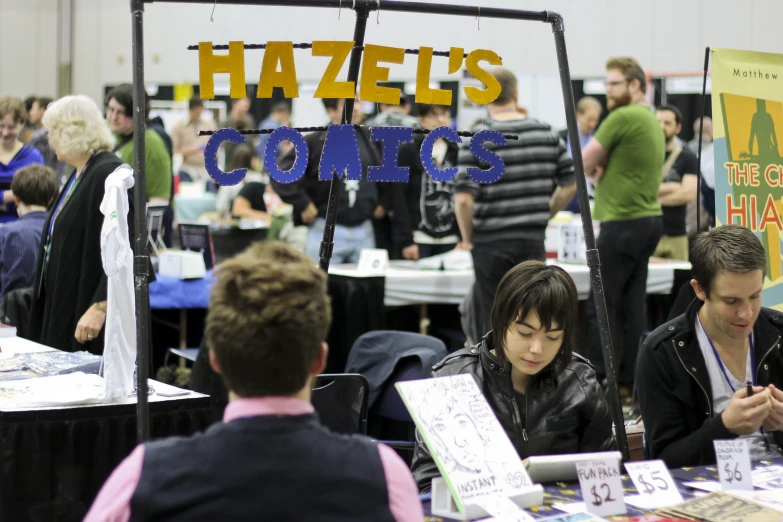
[471,239,546,335]
[585,216,663,386]
[306,218,376,264]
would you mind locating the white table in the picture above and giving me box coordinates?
[330,259,692,307]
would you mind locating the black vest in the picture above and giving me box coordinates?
[129,414,395,522]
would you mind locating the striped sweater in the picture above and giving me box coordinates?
[454,117,574,244]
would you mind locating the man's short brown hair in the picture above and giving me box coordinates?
[491,68,518,106]
[205,242,331,397]
[691,225,766,298]
[0,96,26,124]
[606,57,647,94]
[11,164,57,208]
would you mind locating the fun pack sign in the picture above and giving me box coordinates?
[197,40,510,186]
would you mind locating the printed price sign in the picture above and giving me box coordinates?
[714,439,753,491]
[575,459,626,518]
[625,460,683,507]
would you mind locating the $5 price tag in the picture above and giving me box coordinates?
[576,458,626,517]
[625,460,683,506]
[714,439,753,491]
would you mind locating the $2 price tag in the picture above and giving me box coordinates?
[575,458,626,517]
[624,460,683,506]
[714,439,753,491]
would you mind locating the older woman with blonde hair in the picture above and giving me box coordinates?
[28,95,136,354]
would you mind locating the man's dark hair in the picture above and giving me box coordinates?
[106,83,150,119]
[321,98,340,112]
[657,104,683,126]
[416,103,443,119]
[206,241,332,397]
[228,143,255,171]
[37,97,53,110]
[11,164,57,208]
[691,225,766,298]
[606,57,647,94]
[490,260,577,373]
[189,97,203,110]
[24,96,36,113]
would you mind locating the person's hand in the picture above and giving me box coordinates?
[301,202,318,224]
[589,165,605,183]
[373,205,386,219]
[456,241,472,251]
[763,384,783,431]
[75,304,107,344]
[402,244,419,260]
[722,386,772,435]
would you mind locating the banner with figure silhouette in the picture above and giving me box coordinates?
[712,48,783,309]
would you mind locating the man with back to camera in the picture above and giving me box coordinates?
[636,225,783,468]
[581,57,665,390]
[84,241,424,522]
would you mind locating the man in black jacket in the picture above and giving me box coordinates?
[390,103,460,260]
[636,225,783,469]
[271,98,380,263]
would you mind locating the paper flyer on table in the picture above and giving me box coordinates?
[397,374,536,513]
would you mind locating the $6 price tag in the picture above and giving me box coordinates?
[625,460,683,505]
[714,439,753,491]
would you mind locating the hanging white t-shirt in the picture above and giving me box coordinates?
[99,164,137,400]
[695,316,778,460]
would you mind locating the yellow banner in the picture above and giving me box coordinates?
[712,48,783,310]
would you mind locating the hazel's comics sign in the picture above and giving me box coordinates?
[197,41,511,186]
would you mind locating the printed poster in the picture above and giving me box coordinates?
[712,48,783,310]
[396,374,534,513]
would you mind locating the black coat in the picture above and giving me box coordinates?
[28,152,135,354]
[636,299,783,468]
[411,333,615,491]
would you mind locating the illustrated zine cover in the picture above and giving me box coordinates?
[396,374,534,512]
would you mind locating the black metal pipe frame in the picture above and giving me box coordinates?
[695,48,711,233]
[133,0,629,459]
[317,7,369,271]
[131,0,150,443]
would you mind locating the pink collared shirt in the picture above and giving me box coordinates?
[83,396,423,522]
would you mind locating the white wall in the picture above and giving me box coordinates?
[0,0,58,98]
[4,0,783,125]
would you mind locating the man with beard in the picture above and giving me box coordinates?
[581,57,665,389]
[654,105,699,261]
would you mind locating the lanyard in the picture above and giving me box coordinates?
[706,329,771,452]
[46,153,96,247]
[707,333,754,392]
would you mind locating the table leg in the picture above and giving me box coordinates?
[179,309,188,368]
[419,304,430,335]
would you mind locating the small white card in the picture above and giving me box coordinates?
[624,460,683,506]
[475,495,535,521]
[575,459,626,518]
[356,248,389,275]
[714,439,753,491]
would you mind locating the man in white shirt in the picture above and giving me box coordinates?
[636,225,783,468]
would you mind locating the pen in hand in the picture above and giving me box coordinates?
[746,381,754,398]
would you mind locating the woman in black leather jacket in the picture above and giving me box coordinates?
[412,260,615,491]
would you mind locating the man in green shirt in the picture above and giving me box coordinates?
[105,84,172,204]
[580,57,665,388]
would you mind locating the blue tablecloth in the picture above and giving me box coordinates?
[149,271,214,309]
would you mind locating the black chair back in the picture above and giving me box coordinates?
[312,373,369,435]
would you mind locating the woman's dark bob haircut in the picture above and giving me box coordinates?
[490,260,578,373]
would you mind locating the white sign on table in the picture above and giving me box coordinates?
[624,460,683,507]
[575,459,626,518]
[357,248,389,275]
[474,495,535,522]
[714,439,753,491]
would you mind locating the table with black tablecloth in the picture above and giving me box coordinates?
[420,457,783,521]
[0,338,212,522]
